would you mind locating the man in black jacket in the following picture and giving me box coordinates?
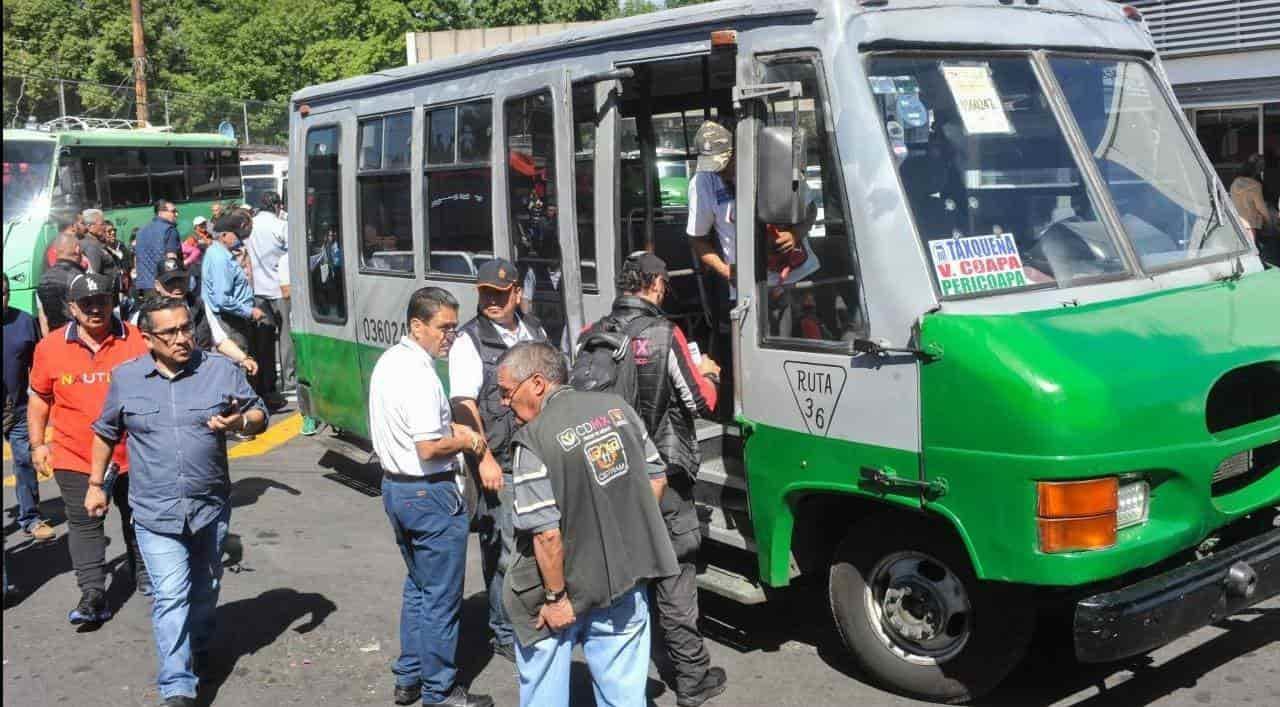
[603,253,727,706]
[36,225,86,335]
[448,258,548,662]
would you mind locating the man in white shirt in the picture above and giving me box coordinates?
[687,121,739,300]
[247,191,293,402]
[368,286,494,707]
[448,259,548,662]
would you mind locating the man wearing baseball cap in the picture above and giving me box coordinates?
[687,121,739,298]
[28,272,151,623]
[202,215,267,386]
[448,257,548,662]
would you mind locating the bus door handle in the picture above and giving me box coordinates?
[860,466,948,500]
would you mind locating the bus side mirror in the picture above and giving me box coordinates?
[757,125,809,225]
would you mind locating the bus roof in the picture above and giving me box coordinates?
[2,127,237,149]
[292,0,1145,105]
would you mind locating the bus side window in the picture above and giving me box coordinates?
[571,82,597,290]
[189,150,218,201]
[217,148,242,201]
[304,125,347,323]
[357,112,414,274]
[424,99,494,277]
[106,148,150,208]
[150,149,188,203]
[756,54,865,346]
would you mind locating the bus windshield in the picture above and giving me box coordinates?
[1048,57,1246,270]
[3,140,55,224]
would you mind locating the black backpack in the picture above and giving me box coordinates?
[569,315,658,405]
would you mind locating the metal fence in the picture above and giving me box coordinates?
[3,73,288,146]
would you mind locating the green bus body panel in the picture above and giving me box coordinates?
[742,422,923,587]
[919,270,1280,586]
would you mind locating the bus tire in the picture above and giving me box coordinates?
[828,518,1034,704]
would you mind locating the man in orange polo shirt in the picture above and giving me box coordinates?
[28,272,151,624]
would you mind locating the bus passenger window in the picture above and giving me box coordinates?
[757,55,865,345]
[188,150,219,201]
[424,99,494,277]
[505,90,566,348]
[357,112,414,274]
[572,82,597,289]
[150,149,188,203]
[305,125,346,322]
[217,149,241,200]
[106,149,150,208]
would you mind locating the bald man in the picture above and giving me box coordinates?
[36,227,87,335]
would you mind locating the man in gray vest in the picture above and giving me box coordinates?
[498,342,677,707]
[449,258,548,662]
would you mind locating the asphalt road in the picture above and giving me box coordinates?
[4,431,1278,707]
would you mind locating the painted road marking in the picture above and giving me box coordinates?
[3,413,303,486]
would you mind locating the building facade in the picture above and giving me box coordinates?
[1128,0,1279,206]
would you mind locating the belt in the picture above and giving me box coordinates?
[383,467,458,484]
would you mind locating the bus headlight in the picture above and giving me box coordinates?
[1116,479,1149,529]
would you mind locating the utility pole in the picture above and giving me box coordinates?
[130,0,149,126]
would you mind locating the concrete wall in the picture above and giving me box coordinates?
[406,23,604,65]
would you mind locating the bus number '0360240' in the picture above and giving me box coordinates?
[361,318,408,346]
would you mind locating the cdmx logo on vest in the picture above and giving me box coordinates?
[555,408,630,452]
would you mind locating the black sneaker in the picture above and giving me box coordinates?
[677,666,728,707]
[491,640,517,663]
[68,588,111,625]
[424,686,494,707]
[393,683,421,706]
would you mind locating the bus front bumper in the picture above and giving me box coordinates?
[1074,526,1280,663]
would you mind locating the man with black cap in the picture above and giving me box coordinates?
[202,214,267,389]
[28,272,151,624]
[599,252,728,705]
[449,258,548,662]
[137,258,258,376]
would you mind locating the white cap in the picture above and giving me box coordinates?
[193,216,208,226]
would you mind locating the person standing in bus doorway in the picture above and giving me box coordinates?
[88,296,267,707]
[369,287,494,707]
[4,274,55,543]
[687,121,739,301]
[449,258,549,664]
[602,253,728,706]
[247,191,293,407]
[28,273,151,624]
[134,200,183,298]
[497,341,676,707]
[36,225,86,336]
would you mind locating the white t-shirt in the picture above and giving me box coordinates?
[686,171,737,266]
[248,211,290,299]
[369,337,455,477]
[448,317,536,401]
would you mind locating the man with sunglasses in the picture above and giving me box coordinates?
[89,296,267,707]
[28,273,151,624]
[448,258,548,663]
[134,200,183,297]
[369,287,493,707]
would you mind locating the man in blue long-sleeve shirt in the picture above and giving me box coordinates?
[202,215,264,355]
[134,200,183,295]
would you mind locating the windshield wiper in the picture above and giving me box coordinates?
[1195,178,1222,253]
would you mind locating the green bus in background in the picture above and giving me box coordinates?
[3,121,241,314]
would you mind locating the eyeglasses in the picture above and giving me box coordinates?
[149,322,194,343]
[499,375,535,405]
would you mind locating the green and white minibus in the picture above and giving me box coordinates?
[287,1,1280,701]
[3,121,241,313]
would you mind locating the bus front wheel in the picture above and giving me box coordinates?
[828,519,1034,703]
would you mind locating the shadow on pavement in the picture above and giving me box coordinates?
[318,450,383,498]
[229,477,302,509]
[196,587,338,706]
[2,534,71,608]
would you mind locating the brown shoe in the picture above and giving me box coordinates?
[24,520,55,542]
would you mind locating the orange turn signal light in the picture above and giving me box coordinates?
[1038,515,1117,553]
[710,30,737,48]
[1037,478,1117,518]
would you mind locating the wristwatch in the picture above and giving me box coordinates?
[544,587,567,604]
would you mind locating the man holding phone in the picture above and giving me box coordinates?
[88,296,267,707]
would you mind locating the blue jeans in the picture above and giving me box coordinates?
[4,415,41,531]
[134,505,230,700]
[382,476,469,702]
[477,477,515,647]
[515,584,652,707]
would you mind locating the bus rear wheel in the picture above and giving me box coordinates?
[828,519,1034,704]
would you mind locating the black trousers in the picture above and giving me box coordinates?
[653,472,712,696]
[54,470,142,593]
